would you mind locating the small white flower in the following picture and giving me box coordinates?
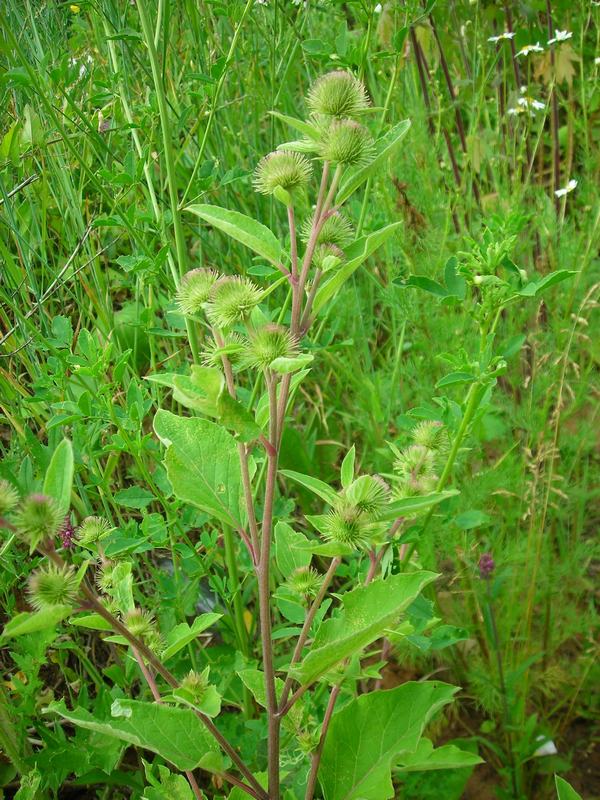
[511,95,546,116]
[595,56,600,65]
[548,30,572,45]
[555,179,577,198]
[488,31,516,43]
[516,42,544,57]
[374,3,382,12]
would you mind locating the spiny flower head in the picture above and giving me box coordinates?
[176,269,219,316]
[206,276,262,329]
[253,151,312,197]
[28,563,79,610]
[322,502,371,549]
[201,332,246,368]
[307,71,370,119]
[77,516,112,547]
[288,567,322,599]
[13,493,63,550]
[96,560,116,594]
[393,444,437,497]
[123,607,157,642]
[315,212,355,249]
[243,324,298,370]
[180,668,210,704]
[0,479,19,516]
[411,421,449,453]
[345,475,390,519]
[318,119,374,167]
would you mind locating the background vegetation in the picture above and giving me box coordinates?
[0,0,598,798]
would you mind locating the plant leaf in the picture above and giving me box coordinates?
[319,681,459,800]
[185,204,282,266]
[1,605,72,640]
[313,222,402,314]
[396,738,483,772]
[340,446,355,489]
[44,699,223,773]
[269,110,321,140]
[274,522,312,575]
[336,119,411,204]
[270,354,314,374]
[518,270,575,298]
[555,776,583,800]
[380,490,458,522]
[396,275,449,297]
[43,438,74,516]
[279,469,338,505]
[162,613,222,662]
[154,410,243,527]
[290,571,437,686]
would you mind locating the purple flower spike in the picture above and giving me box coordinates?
[479,552,495,579]
[60,517,75,549]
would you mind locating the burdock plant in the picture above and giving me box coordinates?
[3,69,486,800]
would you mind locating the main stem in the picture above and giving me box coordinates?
[259,374,281,799]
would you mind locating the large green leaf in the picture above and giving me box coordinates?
[313,222,402,314]
[148,368,261,443]
[396,738,483,772]
[1,605,72,640]
[336,119,411,204]
[45,699,223,773]
[185,204,282,266]
[154,410,243,527]
[555,776,582,800]
[43,438,74,515]
[290,571,437,686]
[319,682,458,800]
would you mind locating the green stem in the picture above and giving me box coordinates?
[135,0,199,362]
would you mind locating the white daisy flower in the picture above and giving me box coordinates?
[595,56,600,65]
[555,179,577,198]
[548,30,573,45]
[488,31,516,43]
[516,42,544,57]
[374,3,383,12]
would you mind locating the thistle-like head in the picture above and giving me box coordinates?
[307,71,370,119]
[77,515,112,547]
[28,563,79,610]
[288,567,323,599]
[13,494,63,551]
[206,276,262,329]
[318,119,374,167]
[322,502,371,549]
[243,324,298,370]
[0,480,19,517]
[176,269,219,316]
[253,150,312,198]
